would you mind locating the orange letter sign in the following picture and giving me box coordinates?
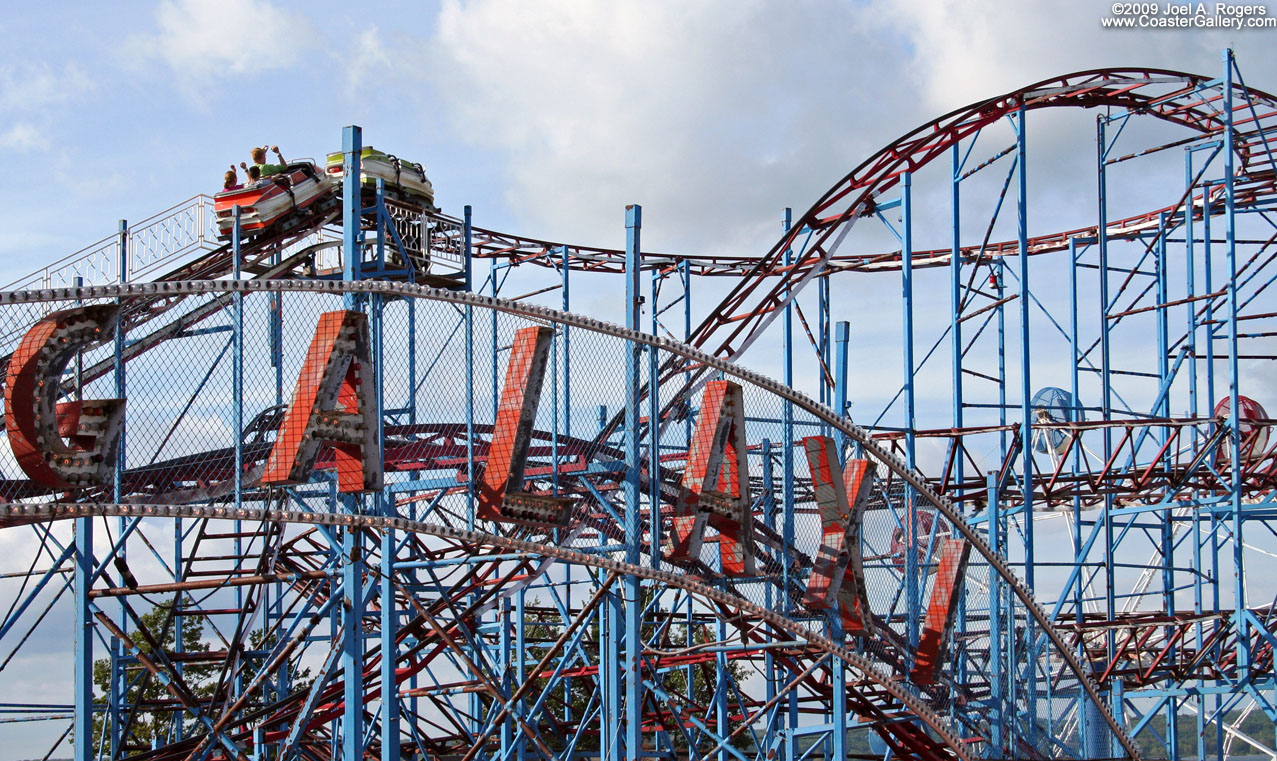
[262,311,381,493]
[666,380,755,575]
[4,305,125,488]
[801,436,875,635]
[478,325,571,528]
[911,537,971,685]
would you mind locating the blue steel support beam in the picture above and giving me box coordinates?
[340,124,365,761]
[342,125,363,308]
[232,206,246,705]
[462,206,480,736]
[562,244,572,437]
[901,172,919,654]
[1224,48,1249,676]
[761,439,777,733]
[830,320,851,760]
[1097,114,1121,743]
[1015,105,1034,588]
[74,518,93,761]
[623,204,643,760]
[232,207,243,506]
[1184,146,1209,761]
[834,321,849,454]
[110,218,128,757]
[818,266,830,419]
[986,471,1005,756]
[1156,211,1180,760]
[341,520,364,761]
[950,141,964,503]
[376,292,399,761]
[649,257,661,569]
[1014,105,1039,740]
[781,208,798,760]
[491,255,498,422]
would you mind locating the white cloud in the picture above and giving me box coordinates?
[0,61,92,113]
[867,0,1273,115]
[130,0,318,83]
[343,26,393,98]
[429,0,906,253]
[0,122,48,151]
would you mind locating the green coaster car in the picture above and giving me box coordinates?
[325,147,436,210]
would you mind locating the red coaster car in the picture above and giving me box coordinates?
[214,162,338,240]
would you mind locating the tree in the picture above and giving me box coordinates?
[91,598,215,756]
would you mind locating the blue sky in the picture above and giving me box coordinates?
[3,0,1274,292]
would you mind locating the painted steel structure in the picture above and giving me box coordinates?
[0,51,1274,761]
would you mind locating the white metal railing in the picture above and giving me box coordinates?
[1,195,220,291]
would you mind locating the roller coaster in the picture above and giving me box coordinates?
[0,49,1275,761]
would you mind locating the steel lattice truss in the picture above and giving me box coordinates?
[1,51,1275,761]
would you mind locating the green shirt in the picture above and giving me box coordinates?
[256,162,287,178]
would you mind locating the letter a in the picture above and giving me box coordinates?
[478,325,571,527]
[262,311,381,493]
[666,380,754,576]
[5,305,125,488]
[801,436,874,635]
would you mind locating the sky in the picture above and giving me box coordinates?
[2,0,1274,286]
[2,1,1277,757]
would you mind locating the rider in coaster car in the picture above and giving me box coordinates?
[243,145,288,178]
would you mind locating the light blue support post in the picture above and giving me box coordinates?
[649,259,662,569]
[986,472,1005,755]
[114,219,128,495]
[110,218,128,756]
[375,293,399,761]
[1223,49,1248,673]
[623,205,643,760]
[500,598,513,755]
[374,179,386,270]
[341,518,364,761]
[761,439,777,713]
[491,253,498,422]
[950,142,964,496]
[561,244,572,436]
[232,208,243,509]
[831,618,847,761]
[781,208,798,759]
[465,206,475,528]
[1096,115,1119,723]
[462,205,479,737]
[232,206,246,702]
[1015,105,1034,585]
[74,516,93,761]
[818,270,830,415]
[1184,147,1207,761]
[1014,105,1038,739]
[834,321,850,455]
[1155,210,1180,758]
[901,172,919,652]
[339,125,366,761]
[342,125,363,309]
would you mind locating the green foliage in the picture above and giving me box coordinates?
[88,597,315,756]
[91,598,215,755]
[1132,706,1276,760]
